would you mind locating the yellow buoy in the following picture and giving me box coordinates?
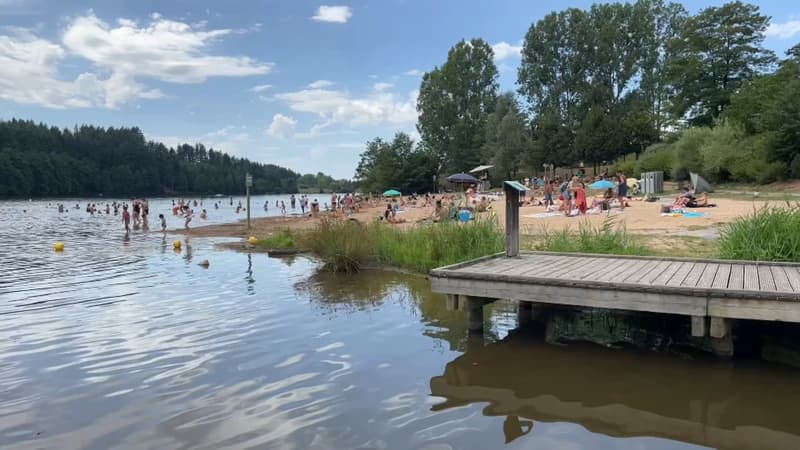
[248,236,258,245]
[173,239,182,250]
[54,242,64,252]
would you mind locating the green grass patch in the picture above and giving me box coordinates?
[530,219,652,256]
[298,218,504,273]
[257,229,296,250]
[373,219,504,272]
[718,204,800,261]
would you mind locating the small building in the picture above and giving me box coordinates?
[469,165,494,192]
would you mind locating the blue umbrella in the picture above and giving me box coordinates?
[589,180,616,190]
[447,173,480,184]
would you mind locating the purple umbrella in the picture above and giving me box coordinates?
[446,173,480,184]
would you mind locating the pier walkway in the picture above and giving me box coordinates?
[430,252,800,341]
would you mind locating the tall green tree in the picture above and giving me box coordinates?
[666,1,775,126]
[482,93,529,181]
[354,133,436,194]
[417,39,498,174]
[637,0,687,135]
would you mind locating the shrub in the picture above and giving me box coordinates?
[671,127,713,180]
[636,143,675,178]
[718,205,800,261]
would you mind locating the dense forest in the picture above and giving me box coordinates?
[0,119,348,197]
[355,0,800,193]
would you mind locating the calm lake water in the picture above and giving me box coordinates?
[2,199,800,450]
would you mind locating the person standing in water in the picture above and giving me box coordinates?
[159,214,167,233]
[290,194,296,210]
[183,206,193,229]
[122,205,131,232]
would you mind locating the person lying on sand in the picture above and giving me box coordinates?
[686,192,716,208]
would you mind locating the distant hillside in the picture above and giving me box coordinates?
[0,119,299,197]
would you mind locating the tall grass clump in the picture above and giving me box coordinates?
[534,219,651,256]
[300,218,504,273]
[718,204,800,261]
[300,219,376,272]
[257,229,296,249]
[374,219,504,272]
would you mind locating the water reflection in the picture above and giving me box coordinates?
[430,329,800,449]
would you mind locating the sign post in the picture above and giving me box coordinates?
[245,173,253,229]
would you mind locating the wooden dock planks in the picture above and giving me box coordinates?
[430,253,800,322]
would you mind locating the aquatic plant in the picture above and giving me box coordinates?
[257,229,296,250]
[299,217,504,273]
[373,219,504,272]
[718,204,800,261]
[532,218,652,256]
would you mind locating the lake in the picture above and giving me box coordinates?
[2,199,800,449]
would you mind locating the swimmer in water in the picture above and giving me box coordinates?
[122,205,131,232]
[200,209,207,220]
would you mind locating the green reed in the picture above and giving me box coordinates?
[532,218,652,256]
[718,204,800,262]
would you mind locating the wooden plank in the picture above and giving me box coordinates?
[709,317,731,338]
[508,254,564,277]
[593,259,644,283]
[514,256,574,278]
[640,260,672,285]
[624,260,661,283]
[709,298,800,322]
[548,257,606,279]
[666,262,695,287]
[759,265,777,292]
[695,263,719,289]
[712,264,731,289]
[549,258,604,281]
[691,316,707,337]
[743,265,759,291]
[681,263,707,288]
[431,277,708,316]
[783,267,800,293]
[650,262,683,286]
[728,265,744,290]
[772,266,795,293]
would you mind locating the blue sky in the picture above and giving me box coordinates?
[1,0,798,178]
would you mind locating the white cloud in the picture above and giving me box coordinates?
[372,82,393,91]
[311,5,352,24]
[275,87,417,127]
[152,126,256,157]
[308,79,334,89]
[404,69,423,76]
[249,84,272,93]
[766,20,800,39]
[267,113,297,138]
[0,12,272,109]
[491,41,522,61]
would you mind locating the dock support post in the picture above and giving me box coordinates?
[517,301,532,328]
[710,317,734,358]
[691,316,707,337]
[466,296,493,333]
[445,294,458,312]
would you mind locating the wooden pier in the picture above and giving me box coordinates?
[430,252,800,352]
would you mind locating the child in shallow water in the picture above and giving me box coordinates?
[122,205,131,232]
[159,214,167,233]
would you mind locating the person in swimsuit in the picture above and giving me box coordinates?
[122,205,131,232]
[616,171,628,210]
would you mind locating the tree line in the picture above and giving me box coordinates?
[356,0,799,192]
[0,119,347,197]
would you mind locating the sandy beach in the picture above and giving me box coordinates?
[184,194,778,243]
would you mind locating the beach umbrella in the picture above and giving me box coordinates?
[383,189,401,197]
[690,172,714,194]
[446,173,480,184]
[589,180,616,190]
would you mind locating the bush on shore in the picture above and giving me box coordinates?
[718,204,800,262]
